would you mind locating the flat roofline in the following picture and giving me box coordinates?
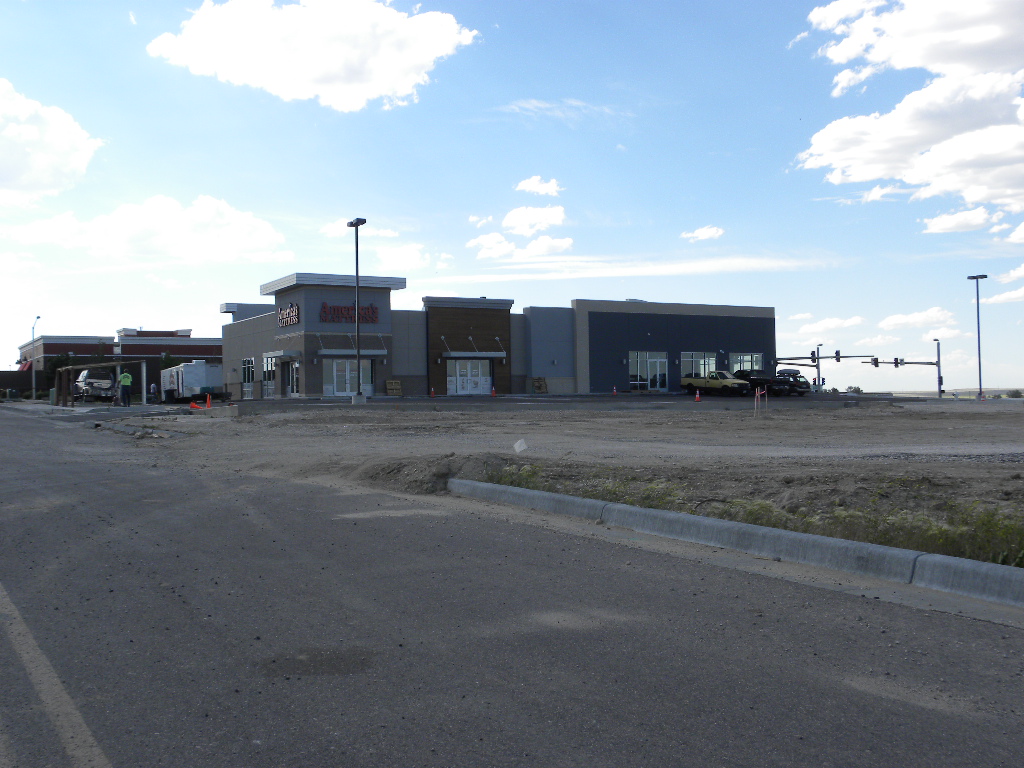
[423,296,514,310]
[260,273,407,295]
[571,298,774,319]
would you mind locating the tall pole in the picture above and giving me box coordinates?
[968,274,987,400]
[347,218,366,398]
[934,338,942,400]
[815,343,822,394]
[31,315,40,401]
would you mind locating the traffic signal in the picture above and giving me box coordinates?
[871,357,879,367]
[834,350,841,362]
[893,358,900,368]
[810,350,817,363]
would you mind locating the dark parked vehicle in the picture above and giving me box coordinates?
[733,369,791,396]
[776,368,811,396]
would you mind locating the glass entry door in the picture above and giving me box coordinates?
[446,359,492,395]
[281,360,299,397]
[647,358,668,391]
[324,359,373,396]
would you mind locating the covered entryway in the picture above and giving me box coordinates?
[446,359,492,395]
[324,358,374,397]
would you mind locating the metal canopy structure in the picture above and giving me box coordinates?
[53,360,150,408]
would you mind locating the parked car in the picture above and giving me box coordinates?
[776,368,811,396]
[732,369,791,396]
[679,370,751,396]
[74,369,116,400]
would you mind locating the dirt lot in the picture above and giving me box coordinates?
[123,397,1024,563]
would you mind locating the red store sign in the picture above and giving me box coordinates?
[320,302,379,324]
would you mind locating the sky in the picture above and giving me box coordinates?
[2,0,1023,392]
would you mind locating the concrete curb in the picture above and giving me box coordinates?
[913,554,1024,606]
[447,479,1024,608]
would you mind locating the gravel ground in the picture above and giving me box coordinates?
[115,399,1024,531]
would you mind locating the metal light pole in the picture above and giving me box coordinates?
[815,343,822,393]
[934,338,942,399]
[968,274,987,400]
[31,315,40,401]
[347,217,366,399]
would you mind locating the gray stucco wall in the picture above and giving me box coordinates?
[221,312,277,399]
[524,307,575,380]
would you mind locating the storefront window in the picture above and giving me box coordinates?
[629,351,667,391]
[681,352,716,378]
[729,353,763,372]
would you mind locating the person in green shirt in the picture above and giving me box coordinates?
[119,370,132,407]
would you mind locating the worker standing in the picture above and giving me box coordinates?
[119,370,133,407]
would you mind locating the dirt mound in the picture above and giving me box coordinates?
[348,452,507,494]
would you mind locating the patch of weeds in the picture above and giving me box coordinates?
[485,463,545,490]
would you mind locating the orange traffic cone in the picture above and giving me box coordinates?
[189,401,203,410]
[695,389,701,402]
[206,393,212,409]
[491,386,496,397]
[430,387,435,398]
[613,386,617,395]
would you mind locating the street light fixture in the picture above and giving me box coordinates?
[31,315,40,401]
[968,274,987,400]
[347,218,366,400]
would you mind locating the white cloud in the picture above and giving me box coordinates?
[997,263,1024,283]
[923,207,1002,233]
[374,242,431,271]
[802,1,1024,218]
[147,0,477,113]
[129,12,136,25]
[0,195,293,266]
[799,316,864,334]
[878,306,955,330]
[982,285,1024,303]
[466,232,573,262]
[788,312,813,320]
[515,176,563,196]
[498,98,623,124]
[0,79,103,207]
[1007,222,1024,243]
[501,205,565,237]
[466,232,516,260]
[362,226,399,238]
[428,255,819,285]
[924,327,970,340]
[855,334,899,346]
[468,215,493,228]
[679,225,724,243]
[518,235,573,259]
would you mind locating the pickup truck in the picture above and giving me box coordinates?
[680,370,750,396]
[733,369,792,396]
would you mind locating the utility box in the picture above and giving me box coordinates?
[160,361,224,402]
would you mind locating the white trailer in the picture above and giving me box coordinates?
[160,361,224,402]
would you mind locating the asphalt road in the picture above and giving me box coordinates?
[1,409,1023,767]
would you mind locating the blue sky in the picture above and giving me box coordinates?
[3,0,1023,391]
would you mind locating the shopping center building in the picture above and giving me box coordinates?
[220,272,777,399]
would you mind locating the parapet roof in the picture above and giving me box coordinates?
[260,273,407,295]
[422,296,514,310]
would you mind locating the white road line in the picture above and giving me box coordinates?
[0,581,113,768]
